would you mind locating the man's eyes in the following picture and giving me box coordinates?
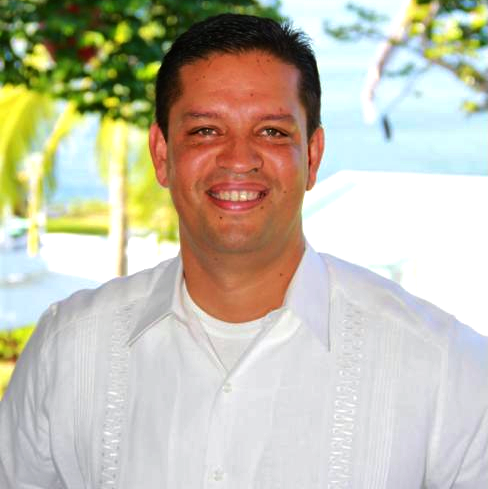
[189,127,218,137]
[187,126,289,138]
[261,127,288,138]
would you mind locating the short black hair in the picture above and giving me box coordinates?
[155,13,321,139]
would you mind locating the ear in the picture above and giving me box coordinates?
[149,122,169,187]
[306,126,325,191]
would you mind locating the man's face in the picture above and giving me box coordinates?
[150,50,324,257]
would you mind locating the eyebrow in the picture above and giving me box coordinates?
[182,111,222,120]
[182,111,297,123]
[257,114,296,123]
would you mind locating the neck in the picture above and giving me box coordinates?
[181,236,306,323]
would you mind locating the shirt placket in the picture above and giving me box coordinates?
[202,314,278,488]
[204,377,235,487]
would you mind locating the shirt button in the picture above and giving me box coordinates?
[213,468,225,481]
[222,382,232,393]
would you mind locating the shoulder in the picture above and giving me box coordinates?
[321,252,488,422]
[320,252,488,357]
[35,257,178,348]
[321,252,452,330]
[315,254,487,486]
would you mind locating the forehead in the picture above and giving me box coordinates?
[173,50,302,113]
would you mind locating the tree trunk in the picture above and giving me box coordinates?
[27,152,43,256]
[108,119,129,277]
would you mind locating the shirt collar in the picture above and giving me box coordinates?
[128,256,182,346]
[282,241,330,350]
[128,243,330,351]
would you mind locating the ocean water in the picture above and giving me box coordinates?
[52,0,487,203]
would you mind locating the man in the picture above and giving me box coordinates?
[1,13,487,489]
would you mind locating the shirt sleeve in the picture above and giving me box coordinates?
[453,408,488,488]
[0,307,60,488]
[427,319,488,488]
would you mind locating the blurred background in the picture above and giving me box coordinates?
[1,0,487,395]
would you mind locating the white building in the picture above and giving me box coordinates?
[304,171,487,335]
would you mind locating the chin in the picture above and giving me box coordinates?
[211,237,263,255]
[203,228,270,255]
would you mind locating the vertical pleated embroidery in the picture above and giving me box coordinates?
[74,316,98,487]
[328,301,365,489]
[362,322,403,489]
[99,303,133,489]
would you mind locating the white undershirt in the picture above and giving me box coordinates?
[182,281,265,372]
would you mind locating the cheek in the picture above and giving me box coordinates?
[265,149,308,189]
[169,146,217,183]
[167,160,210,211]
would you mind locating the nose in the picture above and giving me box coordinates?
[216,136,263,174]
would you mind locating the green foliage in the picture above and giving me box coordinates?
[0,0,281,247]
[0,0,282,128]
[0,86,54,214]
[46,217,109,235]
[384,62,418,77]
[0,362,15,400]
[0,324,34,399]
[47,199,109,235]
[346,3,390,23]
[0,325,35,361]
[93,116,178,241]
[323,2,389,41]
[40,101,80,195]
[128,130,179,241]
[0,87,80,223]
[324,0,488,112]
[46,190,179,241]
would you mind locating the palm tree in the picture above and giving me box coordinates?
[97,117,179,277]
[0,85,177,277]
[97,117,130,276]
[0,85,78,255]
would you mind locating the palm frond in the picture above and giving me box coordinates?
[0,86,53,213]
[96,116,117,182]
[41,101,80,193]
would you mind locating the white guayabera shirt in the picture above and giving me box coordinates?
[1,244,487,489]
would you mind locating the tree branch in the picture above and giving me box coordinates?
[361,0,416,123]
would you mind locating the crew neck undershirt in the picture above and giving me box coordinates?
[181,280,266,372]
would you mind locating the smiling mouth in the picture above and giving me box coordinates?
[207,190,267,202]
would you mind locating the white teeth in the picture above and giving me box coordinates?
[212,190,261,202]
